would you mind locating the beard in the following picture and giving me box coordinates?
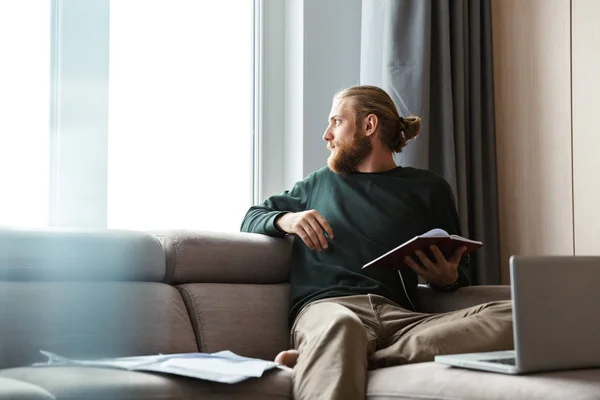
[327,128,372,174]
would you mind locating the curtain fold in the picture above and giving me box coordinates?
[361,0,500,285]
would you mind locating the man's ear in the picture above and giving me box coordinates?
[364,114,378,137]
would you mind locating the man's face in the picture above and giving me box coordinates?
[323,98,372,174]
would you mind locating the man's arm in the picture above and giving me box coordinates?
[240,176,312,237]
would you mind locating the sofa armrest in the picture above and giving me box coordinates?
[151,230,292,284]
[414,285,511,313]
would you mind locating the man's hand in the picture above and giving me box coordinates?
[276,210,334,251]
[404,245,466,286]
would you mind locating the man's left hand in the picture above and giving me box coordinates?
[404,245,467,286]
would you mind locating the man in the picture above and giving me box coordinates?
[241,85,512,400]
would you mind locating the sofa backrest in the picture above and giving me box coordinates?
[0,228,293,369]
[154,230,292,361]
[0,226,511,370]
[0,228,198,369]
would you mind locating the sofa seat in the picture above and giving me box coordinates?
[0,377,55,400]
[367,362,600,400]
[0,367,292,400]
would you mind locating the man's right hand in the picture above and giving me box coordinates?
[275,210,334,251]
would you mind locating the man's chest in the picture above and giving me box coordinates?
[310,187,432,252]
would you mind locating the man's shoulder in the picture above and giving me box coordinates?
[291,166,333,188]
[305,166,334,181]
[401,166,451,187]
[399,167,455,201]
[313,166,333,176]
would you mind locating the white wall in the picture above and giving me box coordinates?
[302,0,362,179]
[261,0,362,199]
[491,0,574,283]
[283,0,305,191]
[260,0,286,202]
[572,0,600,256]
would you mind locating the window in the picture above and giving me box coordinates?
[1,0,255,232]
[0,2,51,227]
[108,0,254,231]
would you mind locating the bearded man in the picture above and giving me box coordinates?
[241,85,513,400]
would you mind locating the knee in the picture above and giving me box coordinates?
[479,300,513,318]
[478,301,514,348]
[292,303,368,350]
[300,303,366,338]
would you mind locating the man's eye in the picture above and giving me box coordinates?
[335,119,341,125]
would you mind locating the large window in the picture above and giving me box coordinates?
[0,2,51,227]
[108,0,254,231]
[0,0,255,232]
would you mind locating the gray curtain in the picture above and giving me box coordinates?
[361,0,500,285]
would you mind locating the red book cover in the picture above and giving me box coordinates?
[362,229,483,270]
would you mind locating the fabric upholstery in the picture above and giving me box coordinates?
[0,377,55,400]
[415,285,511,313]
[177,283,290,360]
[0,228,165,282]
[1,227,597,400]
[367,362,600,400]
[0,367,292,400]
[0,282,197,368]
[153,230,291,284]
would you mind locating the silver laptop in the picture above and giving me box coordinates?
[435,255,600,374]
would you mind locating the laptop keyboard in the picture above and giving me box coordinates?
[483,357,516,366]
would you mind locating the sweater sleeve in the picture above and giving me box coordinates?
[427,180,471,291]
[240,174,313,237]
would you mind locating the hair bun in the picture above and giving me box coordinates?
[400,116,421,141]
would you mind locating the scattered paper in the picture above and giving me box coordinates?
[35,350,281,384]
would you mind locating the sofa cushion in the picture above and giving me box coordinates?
[0,228,165,282]
[0,377,55,400]
[0,282,198,368]
[367,362,600,400]
[178,283,290,361]
[0,366,292,400]
[153,230,291,284]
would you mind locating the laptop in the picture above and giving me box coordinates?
[435,255,600,374]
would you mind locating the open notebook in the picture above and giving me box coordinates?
[362,228,482,270]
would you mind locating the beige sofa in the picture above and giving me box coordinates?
[0,228,599,400]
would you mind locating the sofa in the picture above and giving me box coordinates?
[0,228,599,400]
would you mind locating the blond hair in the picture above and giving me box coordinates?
[335,85,421,152]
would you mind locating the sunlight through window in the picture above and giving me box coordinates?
[108,0,254,231]
[0,2,50,227]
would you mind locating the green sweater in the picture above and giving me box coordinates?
[241,166,470,323]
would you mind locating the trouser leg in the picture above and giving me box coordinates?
[370,300,513,367]
[291,296,379,400]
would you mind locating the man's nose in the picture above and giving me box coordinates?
[323,128,332,142]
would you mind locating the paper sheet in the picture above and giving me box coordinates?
[36,350,281,384]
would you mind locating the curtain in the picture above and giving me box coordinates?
[361,0,500,285]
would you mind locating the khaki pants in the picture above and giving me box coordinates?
[291,294,513,400]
